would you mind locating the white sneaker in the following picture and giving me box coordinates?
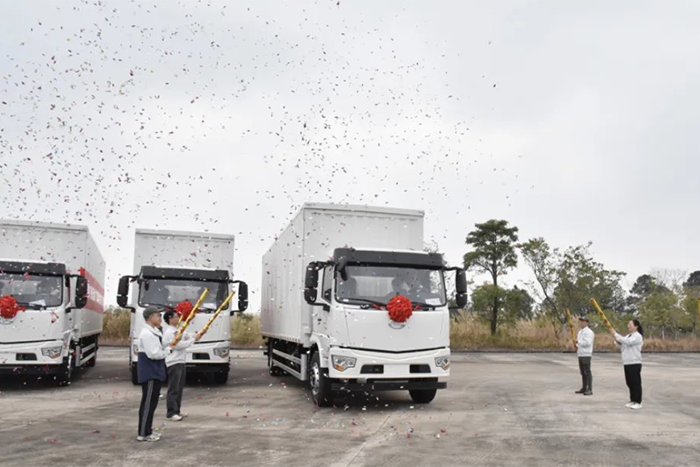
[179,412,188,418]
[137,434,161,442]
[167,414,183,421]
[625,402,634,408]
[630,403,643,410]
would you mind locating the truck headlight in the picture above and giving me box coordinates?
[332,355,356,372]
[435,356,450,370]
[41,346,63,359]
[213,347,230,358]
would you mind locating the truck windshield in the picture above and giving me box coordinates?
[0,273,64,308]
[335,266,446,308]
[138,278,228,312]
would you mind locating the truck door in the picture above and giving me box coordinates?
[312,265,333,337]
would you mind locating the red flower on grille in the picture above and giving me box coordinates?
[0,295,25,319]
[387,295,413,323]
[174,300,194,320]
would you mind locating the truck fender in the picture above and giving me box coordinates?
[309,335,329,368]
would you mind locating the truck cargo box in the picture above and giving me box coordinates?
[261,203,424,347]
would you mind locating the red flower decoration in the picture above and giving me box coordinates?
[387,295,413,323]
[174,300,194,320]
[0,295,25,319]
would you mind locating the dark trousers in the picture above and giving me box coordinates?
[578,357,592,391]
[624,364,643,403]
[166,364,186,417]
[138,379,162,437]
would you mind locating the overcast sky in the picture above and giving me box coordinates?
[1,0,699,309]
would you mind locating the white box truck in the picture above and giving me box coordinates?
[116,229,248,385]
[261,204,467,406]
[0,220,105,384]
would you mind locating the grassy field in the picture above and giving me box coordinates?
[101,311,700,351]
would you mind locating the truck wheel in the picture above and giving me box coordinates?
[131,364,139,385]
[309,352,333,407]
[213,370,229,385]
[268,341,284,376]
[409,388,437,404]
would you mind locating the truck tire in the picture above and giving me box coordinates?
[309,351,333,407]
[213,370,229,385]
[268,340,284,376]
[409,388,437,404]
[131,364,139,385]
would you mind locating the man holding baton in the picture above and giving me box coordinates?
[575,315,595,396]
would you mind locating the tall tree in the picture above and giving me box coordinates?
[520,239,627,333]
[463,220,519,335]
[471,284,532,329]
[683,271,700,289]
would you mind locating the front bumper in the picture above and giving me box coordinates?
[131,340,231,367]
[327,346,450,382]
[0,340,66,369]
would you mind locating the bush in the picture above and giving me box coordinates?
[102,308,131,344]
[231,314,263,347]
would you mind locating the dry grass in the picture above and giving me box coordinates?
[230,313,264,347]
[101,309,131,345]
[101,310,700,351]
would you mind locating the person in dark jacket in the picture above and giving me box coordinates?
[137,306,170,442]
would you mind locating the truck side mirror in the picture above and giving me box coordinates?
[117,275,130,308]
[75,276,88,309]
[336,257,348,281]
[236,282,249,313]
[304,262,319,304]
[455,269,468,309]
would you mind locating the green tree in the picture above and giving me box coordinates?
[470,284,532,329]
[683,271,700,289]
[520,239,627,334]
[463,220,519,335]
[638,288,687,339]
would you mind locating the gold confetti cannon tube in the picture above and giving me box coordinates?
[565,308,578,351]
[198,291,235,337]
[589,298,615,333]
[171,288,209,348]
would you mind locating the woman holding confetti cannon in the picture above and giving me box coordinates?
[612,319,645,410]
[590,299,644,410]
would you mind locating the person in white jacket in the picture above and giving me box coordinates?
[612,319,644,410]
[575,316,595,396]
[162,309,203,421]
[137,307,171,442]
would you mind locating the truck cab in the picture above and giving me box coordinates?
[274,247,467,406]
[0,260,91,383]
[117,266,248,385]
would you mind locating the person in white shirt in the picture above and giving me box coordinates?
[612,319,644,410]
[162,309,203,421]
[575,316,595,396]
[136,307,171,442]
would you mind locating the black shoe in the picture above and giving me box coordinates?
[575,389,585,394]
[583,391,593,396]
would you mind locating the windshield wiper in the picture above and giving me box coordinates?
[17,303,46,310]
[411,302,438,310]
[339,298,387,309]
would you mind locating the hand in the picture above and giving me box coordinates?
[195,331,204,342]
[609,328,617,336]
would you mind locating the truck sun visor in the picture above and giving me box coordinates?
[0,261,66,276]
[139,266,230,282]
[332,248,445,269]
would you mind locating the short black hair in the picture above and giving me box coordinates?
[163,309,177,324]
